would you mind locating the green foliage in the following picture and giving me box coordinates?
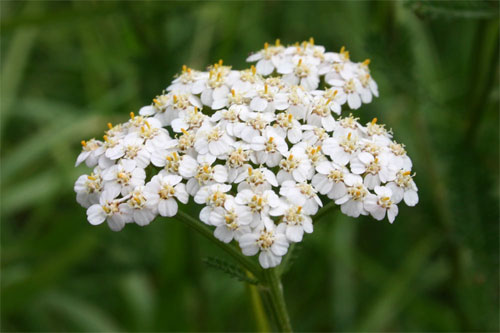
[1,1,498,331]
[203,257,259,285]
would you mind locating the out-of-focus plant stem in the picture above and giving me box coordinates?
[175,210,293,332]
[260,267,293,332]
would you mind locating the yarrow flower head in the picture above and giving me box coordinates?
[75,39,418,269]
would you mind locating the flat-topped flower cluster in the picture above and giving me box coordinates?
[75,39,418,268]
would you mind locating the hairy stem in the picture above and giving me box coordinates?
[260,268,293,332]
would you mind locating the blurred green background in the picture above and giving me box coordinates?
[1,1,499,332]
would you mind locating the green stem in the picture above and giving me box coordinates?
[174,210,292,331]
[174,210,262,280]
[247,281,272,332]
[260,268,293,332]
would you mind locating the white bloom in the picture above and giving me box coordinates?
[335,175,369,218]
[86,189,130,231]
[271,204,313,242]
[102,159,146,196]
[279,180,322,215]
[75,169,104,208]
[386,170,419,206]
[235,189,281,228]
[234,166,278,192]
[322,132,359,166]
[194,122,234,158]
[76,40,416,258]
[364,186,399,223]
[246,41,286,76]
[350,152,397,189]
[144,173,188,217]
[76,139,105,167]
[250,127,288,167]
[178,155,228,196]
[239,223,289,268]
[273,112,303,144]
[120,186,157,226]
[277,144,313,184]
[210,196,252,243]
[278,57,320,91]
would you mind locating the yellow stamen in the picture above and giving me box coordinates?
[275,38,281,46]
[103,135,109,142]
[182,64,187,72]
[173,95,178,103]
[87,175,96,180]
[203,165,209,172]
[173,151,179,160]
[130,112,135,119]
[340,46,345,53]
[248,167,253,175]
[298,58,302,66]
[218,59,223,66]
[288,154,294,160]
[81,140,87,147]
[403,171,411,176]
[264,84,268,94]
[288,114,293,121]
[268,137,274,142]
[181,128,189,136]
[153,98,159,104]
[371,117,378,124]
[264,42,269,49]
[251,65,256,75]
[347,132,352,140]
[297,206,302,213]
[107,122,113,130]
[309,37,314,45]
[231,89,235,97]
[363,58,371,66]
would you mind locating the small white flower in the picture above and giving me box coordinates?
[239,223,289,269]
[277,144,313,184]
[76,139,105,167]
[322,132,359,166]
[279,180,322,215]
[386,170,419,206]
[120,186,157,226]
[250,127,288,167]
[75,169,104,208]
[194,122,234,158]
[144,173,188,217]
[312,161,352,200]
[234,166,279,192]
[335,175,369,218]
[102,159,146,196]
[364,186,399,223]
[210,196,252,243]
[350,152,397,189]
[246,41,286,76]
[86,189,130,231]
[273,112,303,144]
[271,204,313,243]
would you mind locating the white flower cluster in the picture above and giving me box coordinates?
[75,39,418,269]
